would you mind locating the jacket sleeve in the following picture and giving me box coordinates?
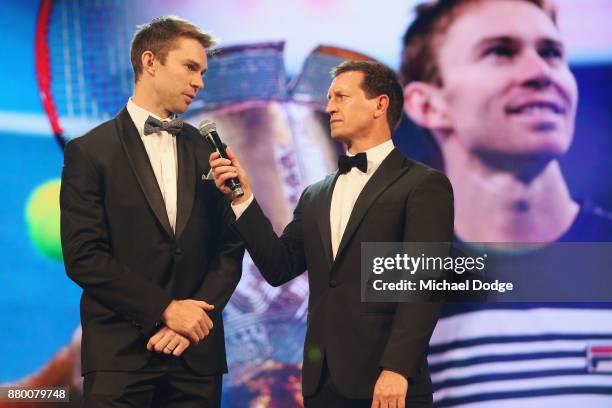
[379,170,454,381]
[191,191,244,313]
[60,139,173,338]
[232,190,309,287]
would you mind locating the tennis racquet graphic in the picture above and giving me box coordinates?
[35,0,137,150]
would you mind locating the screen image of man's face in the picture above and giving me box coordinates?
[435,0,578,160]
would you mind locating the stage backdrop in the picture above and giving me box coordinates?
[0,1,611,407]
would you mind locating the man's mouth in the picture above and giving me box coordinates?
[506,101,565,115]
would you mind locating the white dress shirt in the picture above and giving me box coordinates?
[232,139,395,259]
[126,99,178,232]
[330,140,394,258]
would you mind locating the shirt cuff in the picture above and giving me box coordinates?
[231,194,254,219]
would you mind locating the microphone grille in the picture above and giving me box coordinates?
[198,119,217,135]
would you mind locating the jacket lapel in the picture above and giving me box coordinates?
[115,108,174,238]
[175,129,196,240]
[315,172,339,269]
[334,149,411,264]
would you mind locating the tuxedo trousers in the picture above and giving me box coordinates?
[82,353,221,408]
[304,358,433,408]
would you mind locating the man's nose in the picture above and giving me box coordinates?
[516,49,554,90]
[326,100,337,114]
[192,75,204,91]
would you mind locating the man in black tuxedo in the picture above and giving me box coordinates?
[210,61,454,407]
[60,17,243,407]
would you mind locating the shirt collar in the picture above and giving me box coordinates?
[126,98,176,136]
[347,139,394,174]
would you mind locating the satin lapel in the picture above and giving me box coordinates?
[115,108,174,238]
[334,149,411,263]
[175,129,196,240]
[315,172,339,268]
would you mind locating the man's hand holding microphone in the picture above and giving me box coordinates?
[200,120,252,204]
[209,147,251,204]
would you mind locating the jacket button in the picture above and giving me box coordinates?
[329,279,338,288]
[174,248,183,256]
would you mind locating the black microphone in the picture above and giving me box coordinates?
[199,120,244,198]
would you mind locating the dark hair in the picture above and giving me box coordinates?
[331,60,404,131]
[130,16,215,82]
[400,0,556,86]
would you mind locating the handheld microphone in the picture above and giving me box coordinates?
[198,120,244,199]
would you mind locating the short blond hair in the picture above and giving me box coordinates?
[130,16,215,82]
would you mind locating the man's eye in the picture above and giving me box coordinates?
[186,64,196,71]
[539,47,563,60]
[484,45,516,58]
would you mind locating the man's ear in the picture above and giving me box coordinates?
[403,82,451,131]
[141,50,156,77]
[373,94,390,121]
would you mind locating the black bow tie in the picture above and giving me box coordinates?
[143,116,184,135]
[338,152,368,174]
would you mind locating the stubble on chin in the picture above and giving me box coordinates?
[330,129,348,144]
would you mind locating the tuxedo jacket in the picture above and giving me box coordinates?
[235,148,454,398]
[60,108,244,376]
